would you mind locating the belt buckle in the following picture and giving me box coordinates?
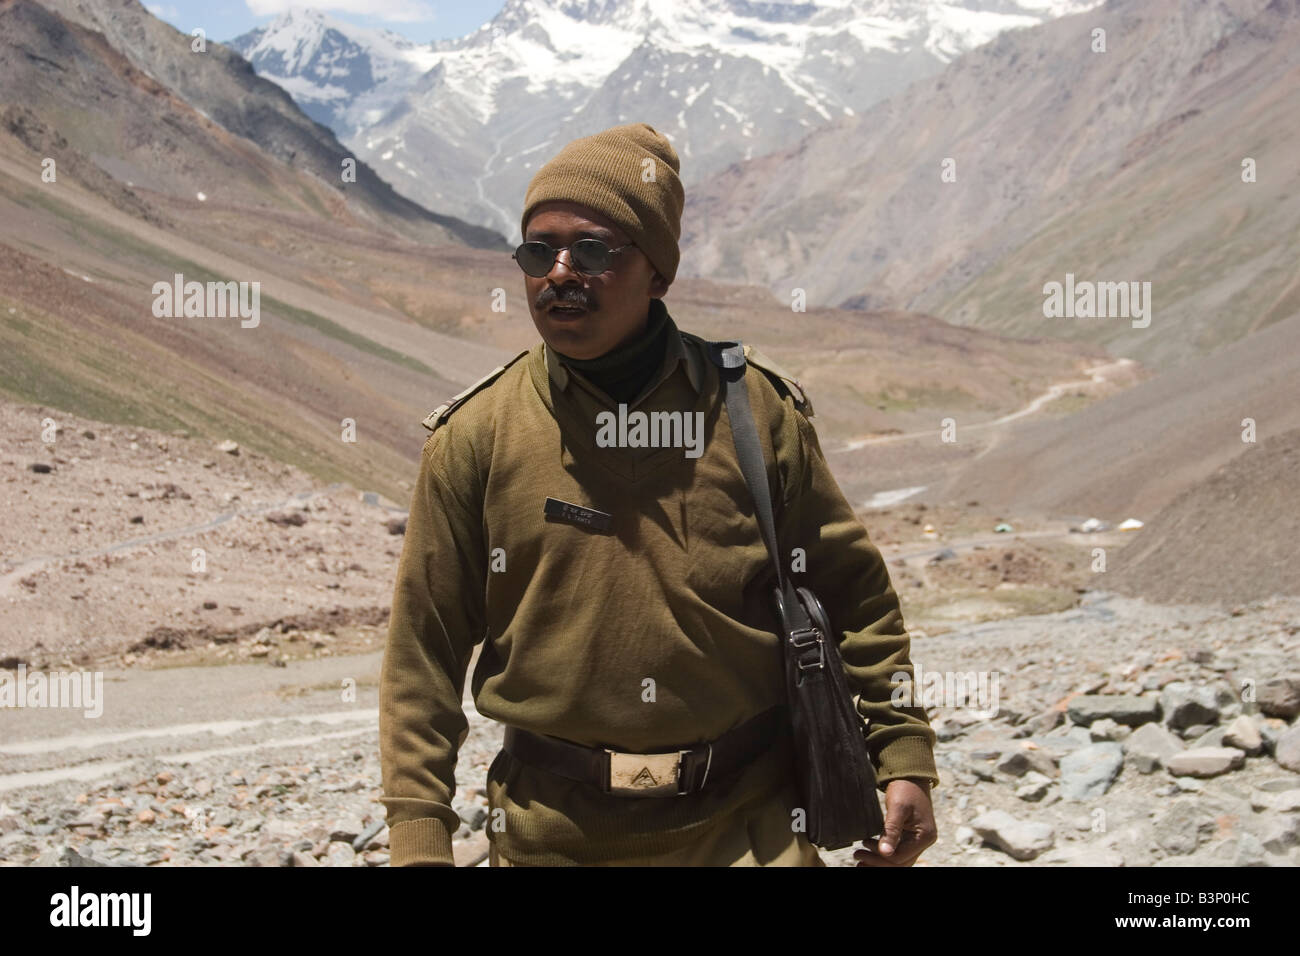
[605,749,686,797]
[605,743,714,796]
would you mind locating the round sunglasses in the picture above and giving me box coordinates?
[512,239,632,277]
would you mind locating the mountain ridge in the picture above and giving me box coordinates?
[230,0,1102,241]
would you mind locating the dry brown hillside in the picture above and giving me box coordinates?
[1108,426,1300,605]
[930,309,1300,522]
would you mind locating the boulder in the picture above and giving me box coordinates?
[1067,695,1161,728]
[1088,717,1132,742]
[1274,724,1300,773]
[1160,681,1234,730]
[1257,676,1300,720]
[995,746,1057,779]
[1221,715,1264,756]
[1165,747,1246,778]
[1059,743,1124,800]
[1015,772,1054,802]
[1259,815,1300,855]
[970,810,1055,861]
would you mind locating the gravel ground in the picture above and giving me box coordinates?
[4,590,1297,867]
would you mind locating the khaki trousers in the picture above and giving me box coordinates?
[488,787,826,867]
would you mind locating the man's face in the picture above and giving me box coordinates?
[522,200,670,360]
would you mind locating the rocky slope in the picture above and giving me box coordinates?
[1108,426,1300,606]
[681,0,1300,369]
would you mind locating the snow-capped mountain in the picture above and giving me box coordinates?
[228,9,438,134]
[232,0,1102,241]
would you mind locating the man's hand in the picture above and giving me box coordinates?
[853,778,937,867]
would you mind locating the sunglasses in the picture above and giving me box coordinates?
[512,239,632,277]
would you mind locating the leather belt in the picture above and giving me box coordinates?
[501,705,789,797]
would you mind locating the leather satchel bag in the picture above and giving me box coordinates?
[709,340,886,850]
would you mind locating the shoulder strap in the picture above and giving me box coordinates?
[706,341,811,632]
[743,345,813,417]
[421,349,530,432]
[680,331,813,417]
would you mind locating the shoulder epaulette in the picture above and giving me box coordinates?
[421,349,530,433]
[743,344,814,418]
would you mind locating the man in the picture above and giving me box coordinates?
[379,122,939,867]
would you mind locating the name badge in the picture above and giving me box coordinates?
[544,496,612,532]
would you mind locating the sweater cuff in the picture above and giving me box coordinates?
[389,817,456,867]
[873,735,940,793]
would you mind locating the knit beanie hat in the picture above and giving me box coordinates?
[520,122,685,284]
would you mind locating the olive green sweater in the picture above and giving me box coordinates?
[379,302,938,866]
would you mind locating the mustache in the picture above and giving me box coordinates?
[536,286,595,311]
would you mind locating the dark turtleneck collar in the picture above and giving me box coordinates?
[553,298,671,405]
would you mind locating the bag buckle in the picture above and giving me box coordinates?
[789,626,826,671]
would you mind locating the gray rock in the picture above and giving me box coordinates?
[328,818,365,844]
[1274,725,1300,772]
[1021,708,1063,737]
[352,820,385,852]
[1015,772,1053,802]
[1190,726,1229,749]
[1059,743,1124,800]
[1153,799,1217,856]
[1123,723,1185,780]
[1259,816,1300,854]
[1165,747,1246,778]
[1180,723,1214,740]
[1257,675,1300,719]
[1221,715,1264,755]
[1067,695,1161,728]
[325,842,357,867]
[69,846,113,866]
[1160,681,1234,730]
[1249,788,1300,812]
[947,768,978,788]
[458,806,488,831]
[1045,724,1094,744]
[1276,790,1300,813]
[1022,731,1090,763]
[241,846,283,867]
[1256,719,1282,756]
[954,825,980,849]
[1233,832,1269,867]
[1040,844,1126,866]
[1089,717,1132,742]
[290,850,319,867]
[995,746,1057,778]
[970,810,1055,861]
